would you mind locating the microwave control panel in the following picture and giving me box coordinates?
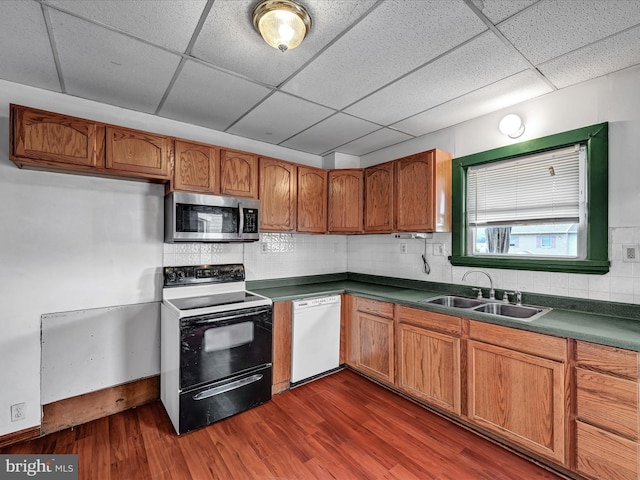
[243,208,259,233]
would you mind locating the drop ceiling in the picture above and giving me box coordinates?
[2,0,640,157]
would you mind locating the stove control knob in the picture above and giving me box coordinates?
[177,270,186,282]
[166,271,177,283]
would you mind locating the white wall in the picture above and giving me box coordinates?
[350,65,640,304]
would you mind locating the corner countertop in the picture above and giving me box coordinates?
[250,278,640,352]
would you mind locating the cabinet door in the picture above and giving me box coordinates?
[356,311,394,384]
[11,105,103,168]
[328,169,363,233]
[297,166,327,233]
[398,323,461,415]
[396,149,452,232]
[173,140,218,193]
[364,162,394,232]
[220,149,259,198]
[106,127,171,179]
[272,301,292,395]
[396,152,434,231]
[467,339,566,465]
[259,158,297,231]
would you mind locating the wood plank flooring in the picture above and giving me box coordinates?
[1,370,564,479]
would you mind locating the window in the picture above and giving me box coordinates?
[450,123,609,274]
[467,144,584,259]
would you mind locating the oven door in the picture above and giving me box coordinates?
[179,305,272,391]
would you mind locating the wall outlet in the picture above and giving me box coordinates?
[400,243,408,254]
[260,242,268,254]
[11,403,25,422]
[622,244,639,262]
[433,243,445,256]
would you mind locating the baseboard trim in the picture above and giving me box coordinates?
[42,375,159,436]
[0,426,41,449]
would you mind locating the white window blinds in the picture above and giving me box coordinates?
[467,144,583,226]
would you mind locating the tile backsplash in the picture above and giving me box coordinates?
[348,228,640,304]
[163,233,348,281]
[164,227,640,304]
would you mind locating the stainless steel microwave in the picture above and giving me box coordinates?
[165,192,260,243]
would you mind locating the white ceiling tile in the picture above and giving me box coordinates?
[281,114,380,155]
[474,0,538,24]
[392,70,552,137]
[160,60,272,132]
[345,32,529,126]
[336,128,414,156]
[226,92,334,145]
[282,0,487,109]
[539,25,640,89]
[498,0,640,65]
[192,0,378,86]
[0,1,60,91]
[50,10,181,113]
[47,0,207,52]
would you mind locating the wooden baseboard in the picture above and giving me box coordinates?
[0,426,40,449]
[42,375,159,436]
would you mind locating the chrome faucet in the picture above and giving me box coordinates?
[462,270,495,300]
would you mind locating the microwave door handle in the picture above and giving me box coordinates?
[238,204,244,236]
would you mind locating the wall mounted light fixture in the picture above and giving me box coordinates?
[252,0,312,52]
[498,114,525,138]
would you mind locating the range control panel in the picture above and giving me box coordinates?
[163,264,245,287]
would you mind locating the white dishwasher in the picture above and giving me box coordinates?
[291,295,341,384]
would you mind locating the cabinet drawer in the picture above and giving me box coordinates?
[576,341,639,379]
[576,367,638,439]
[356,297,394,318]
[576,421,639,480]
[468,321,567,361]
[396,305,461,336]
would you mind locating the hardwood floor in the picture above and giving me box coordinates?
[1,370,564,479]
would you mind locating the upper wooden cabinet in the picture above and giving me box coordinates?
[105,127,172,180]
[395,148,452,232]
[259,157,297,232]
[364,162,394,233]
[10,104,104,169]
[328,169,363,233]
[219,149,259,199]
[172,140,218,193]
[297,166,327,233]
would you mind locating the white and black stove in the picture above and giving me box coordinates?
[160,264,273,434]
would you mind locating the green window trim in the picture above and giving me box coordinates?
[450,123,609,275]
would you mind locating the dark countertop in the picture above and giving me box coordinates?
[250,278,640,352]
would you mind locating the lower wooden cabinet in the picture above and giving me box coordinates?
[396,306,461,415]
[346,296,395,385]
[272,301,292,394]
[574,340,640,480]
[466,321,568,465]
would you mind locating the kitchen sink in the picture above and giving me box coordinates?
[422,295,487,308]
[419,295,551,322]
[473,303,550,321]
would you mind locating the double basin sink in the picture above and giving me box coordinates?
[419,295,551,322]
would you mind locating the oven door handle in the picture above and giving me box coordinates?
[192,374,264,401]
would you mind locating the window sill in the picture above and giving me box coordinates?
[449,255,610,275]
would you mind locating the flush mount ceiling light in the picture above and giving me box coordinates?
[498,114,525,139]
[252,0,312,52]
